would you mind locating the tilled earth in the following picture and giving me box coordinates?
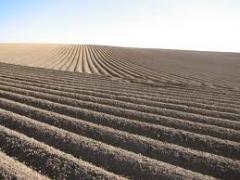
[0,45,240,179]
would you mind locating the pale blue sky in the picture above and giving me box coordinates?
[0,0,240,52]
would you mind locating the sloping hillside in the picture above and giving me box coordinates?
[0,44,239,89]
[0,62,240,179]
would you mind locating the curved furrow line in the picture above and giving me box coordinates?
[0,62,240,101]
[0,42,238,180]
[48,45,71,69]
[90,46,128,78]
[163,85,240,99]
[109,47,207,84]
[51,44,74,70]
[2,60,239,98]
[104,46,187,83]
[0,69,125,88]
[31,46,63,66]
[0,151,49,180]
[85,45,99,74]
[2,66,239,104]
[103,47,166,81]
[103,46,179,82]
[42,45,69,68]
[0,110,213,180]
[1,79,239,127]
[0,105,239,179]
[3,61,240,97]
[9,72,239,108]
[0,67,232,100]
[52,45,75,70]
[36,45,66,68]
[74,44,83,72]
[0,92,239,160]
[96,47,137,79]
[50,80,240,106]
[0,75,238,118]
[157,62,234,86]
[116,50,240,88]
[59,45,78,71]
[82,45,91,73]
[99,47,146,75]
[95,46,133,77]
[1,85,240,143]
[1,75,238,120]
[1,72,240,112]
[98,46,147,79]
[47,45,73,69]
[124,48,216,85]
[1,83,239,137]
[0,78,236,116]
[65,44,79,71]
[119,50,205,84]
[81,45,86,73]
[124,49,240,88]
[0,125,124,180]
[136,53,220,84]
[0,75,238,117]
[108,47,240,90]
[67,44,80,71]
[4,64,240,102]
[88,45,110,76]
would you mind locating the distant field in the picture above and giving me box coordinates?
[0,44,239,88]
[0,44,240,179]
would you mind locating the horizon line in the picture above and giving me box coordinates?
[1,41,240,54]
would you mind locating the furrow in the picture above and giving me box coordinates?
[48,45,74,69]
[65,44,79,71]
[0,110,213,180]
[0,125,124,180]
[0,100,239,179]
[0,63,238,100]
[59,45,77,71]
[86,45,99,74]
[1,70,239,110]
[98,46,144,79]
[74,45,83,72]
[0,151,49,180]
[1,76,238,121]
[0,73,238,115]
[88,45,110,75]
[0,82,239,142]
[96,47,136,79]
[0,92,239,160]
[53,45,74,70]
[91,46,125,77]
[82,45,91,73]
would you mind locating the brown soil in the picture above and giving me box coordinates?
[0,44,240,179]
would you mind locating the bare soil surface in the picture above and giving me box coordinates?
[0,44,239,89]
[0,44,240,179]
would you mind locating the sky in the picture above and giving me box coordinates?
[0,0,240,52]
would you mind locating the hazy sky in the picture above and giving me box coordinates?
[0,0,240,52]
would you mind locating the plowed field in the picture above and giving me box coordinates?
[0,44,239,179]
